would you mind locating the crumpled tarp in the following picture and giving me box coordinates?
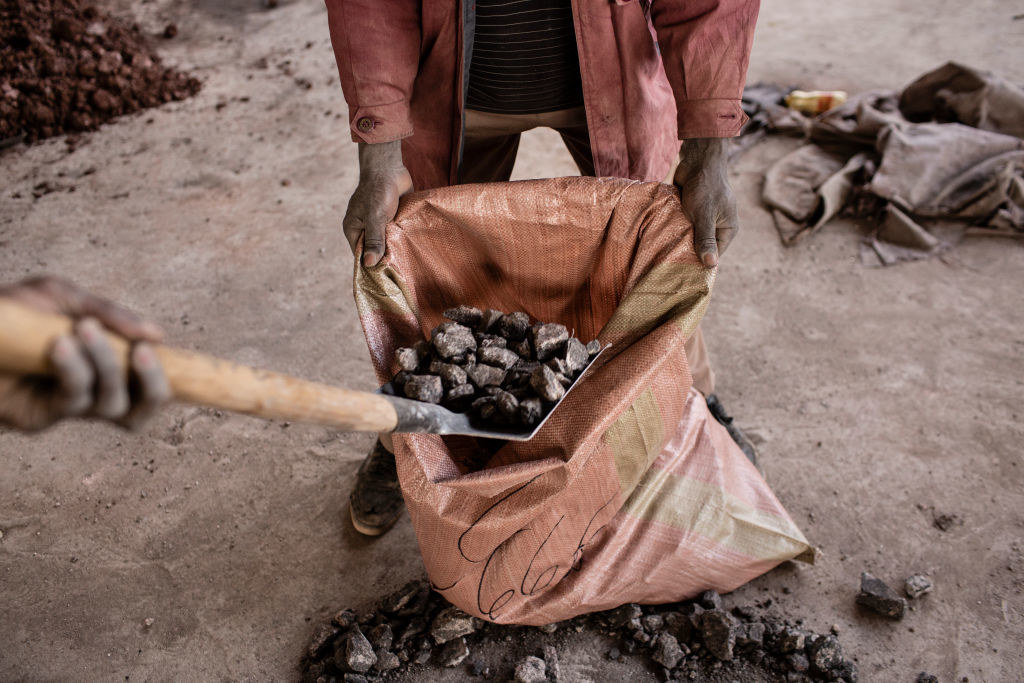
[354,177,813,626]
[755,63,1024,266]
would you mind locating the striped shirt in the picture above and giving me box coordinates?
[466,0,584,115]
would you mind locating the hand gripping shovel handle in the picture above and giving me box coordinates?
[0,299,402,433]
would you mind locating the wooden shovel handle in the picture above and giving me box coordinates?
[0,299,399,433]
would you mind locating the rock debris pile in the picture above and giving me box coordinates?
[0,0,200,144]
[388,306,601,430]
[300,580,860,682]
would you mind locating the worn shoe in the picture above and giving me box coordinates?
[349,440,404,536]
[706,394,763,476]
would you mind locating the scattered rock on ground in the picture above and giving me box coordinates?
[514,655,547,683]
[904,574,933,599]
[856,572,907,619]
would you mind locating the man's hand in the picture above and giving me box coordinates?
[343,141,413,267]
[0,276,170,432]
[673,138,738,268]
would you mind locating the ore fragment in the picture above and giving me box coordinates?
[395,347,419,372]
[514,656,547,683]
[519,398,542,427]
[430,606,477,644]
[586,339,601,356]
[403,375,443,403]
[437,363,468,388]
[472,396,497,421]
[466,363,506,389]
[495,390,520,420]
[531,322,569,361]
[564,337,589,373]
[652,633,684,669]
[477,346,520,370]
[443,305,483,328]
[477,334,508,349]
[700,609,738,661]
[342,626,377,673]
[433,323,477,359]
[904,574,933,599]
[438,637,469,667]
[530,364,565,402]
[478,308,504,332]
[444,383,476,412]
[855,572,907,619]
[497,311,531,341]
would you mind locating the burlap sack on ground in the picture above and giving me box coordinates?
[354,177,812,625]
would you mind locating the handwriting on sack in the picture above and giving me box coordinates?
[433,474,618,621]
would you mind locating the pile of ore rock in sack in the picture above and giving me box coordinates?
[387,306,601,429]
[300,579,860,682]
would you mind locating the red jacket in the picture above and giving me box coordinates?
[326,0,758,189]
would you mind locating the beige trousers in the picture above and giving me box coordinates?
[460,107,716,396]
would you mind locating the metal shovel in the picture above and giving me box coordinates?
[0,299,604,440]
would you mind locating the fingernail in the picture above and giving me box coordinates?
[135,345,154,368]
[702,253,718,267]
[363,253,378,267]
[78,318,100,341]
[52,336,72,360]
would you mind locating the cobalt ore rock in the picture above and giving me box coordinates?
[389,306,601,430]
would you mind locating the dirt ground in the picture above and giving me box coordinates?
[1,0,1022,680]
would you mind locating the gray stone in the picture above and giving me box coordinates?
[531,322,569,361]
[478,308,504,333]
[775,627,807,653]
[542,644,561,682]
[444,383,476,411]
[477,334,507,349]
[699,609,738,661]
[835,660,858,682]
[342,626,377,673]
[564,337,589,373]
[438,637,469,667]
[915,673,938,683]
[663,611,692,643]
[498,311,531,341]
[413,340,432,361]
[586,339,601,356]
[512,337,533,358]
[519,398,543,427]
[430,606,477,644]
[680,603,705,630]
[514,655,547,683]
[444,305,483,327]
[373,649,400,672]
[652,633,684,669]
[856,572,907,619]
[807,634,843,673]
[343,674,368,683]
[788,653,810,673]
[495,390,520,420]
[607,603,643,629]
[403,374,443,403]
[531,364,565,402]
[435,363,468,388]
[698,589,723,610]
[466,362,506,389]
[395,347,420,372]
[642,614,665,632]
[736,622,765,649]
[367,623,392,651]
[472,396,497,420]
[904,574,933,599]
[477,346,520,370]
[433,323,477,359]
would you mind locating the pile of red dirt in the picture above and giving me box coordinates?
[0,0,200,144]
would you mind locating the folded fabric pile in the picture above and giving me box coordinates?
[749,63,1024,265]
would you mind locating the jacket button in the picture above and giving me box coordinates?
[356,117,375,132]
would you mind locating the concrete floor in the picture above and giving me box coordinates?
[1,0,1022,680]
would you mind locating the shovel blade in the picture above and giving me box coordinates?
[385,344,609,440]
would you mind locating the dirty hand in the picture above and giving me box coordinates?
[0,276,170,432]
[673,138,738,268]
[343,140,413,267]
